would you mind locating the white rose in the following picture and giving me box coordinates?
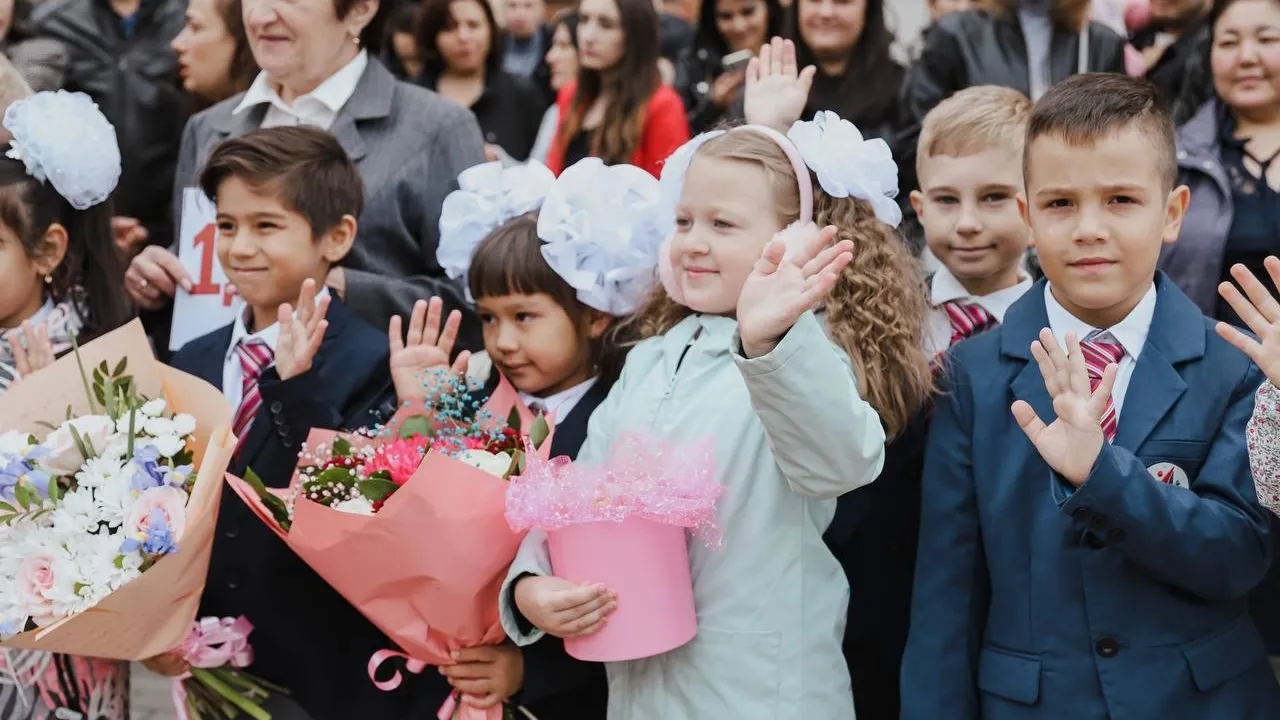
[332,495,376,516]
[140,399,167,417]
[150,434,186,459]
[456,449,512,478]
[40,416,115,475]
[465,351,493,391]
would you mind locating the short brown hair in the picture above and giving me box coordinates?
[917,85,1032,178]
[1024,73,1177,190]
[199,126,364,237]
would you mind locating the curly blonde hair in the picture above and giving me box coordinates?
[625,131,933,437]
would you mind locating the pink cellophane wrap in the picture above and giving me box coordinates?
[505,431,724,542]
[225,375,550,720]
[172,616,254,720]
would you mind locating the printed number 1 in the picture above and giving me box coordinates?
[189,224,233,306]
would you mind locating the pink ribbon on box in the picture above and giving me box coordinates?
[171,616,255,720]
[368,650,504,720]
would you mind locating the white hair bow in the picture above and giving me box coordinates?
[786,110,902,227]
[4,91,122,210]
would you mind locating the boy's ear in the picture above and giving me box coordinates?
[909,189,924,219]
[320,215,358,264]
[1015,194,1035,248]
[33,222,69,278]
[586,309,614,340]
[1162,185,1191,245]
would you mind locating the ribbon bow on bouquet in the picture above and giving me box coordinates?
[171,616,287,720]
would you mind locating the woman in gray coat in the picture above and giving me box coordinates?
[124,0,486,348]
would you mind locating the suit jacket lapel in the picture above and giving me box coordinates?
[1001,279,1057,427]
[327,58,397,165]
[1113,274,1205,451]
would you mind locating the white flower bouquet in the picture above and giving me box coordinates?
[0,320,235,660]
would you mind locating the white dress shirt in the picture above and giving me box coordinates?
[222,288,330,409]
[926,266,1034,357]
[234,51,368,130]
[518,377,598,426]
[1043,281,1157,418]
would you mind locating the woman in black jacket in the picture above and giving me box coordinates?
[674,0,782,133]
[896,0,1127,195]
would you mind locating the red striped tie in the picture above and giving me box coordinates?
[1080,333,1125,442]
[942,301,998,347]
[232,339,273,450]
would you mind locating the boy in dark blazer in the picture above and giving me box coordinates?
[169,126,448,720]
[902,74,1280,719]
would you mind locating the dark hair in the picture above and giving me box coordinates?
[558,0,663,166]
[335,0,392,54]
[5,0,37,44]
[199,126,365,236]
[217,0,259,94]
[468,213,629,389]
[0,158,131,343]
[416,0,505,79]
[693,0,784,57]
[785,0,901,126]
[1025,73,1177,189]
[550,7,580,42]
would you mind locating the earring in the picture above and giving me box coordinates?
[42,274,51,285]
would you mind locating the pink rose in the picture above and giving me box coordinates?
[126,485,188,543]
[15,553,59,625]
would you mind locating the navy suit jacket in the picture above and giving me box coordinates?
[901,274,1280,719]
[170,298,450,720]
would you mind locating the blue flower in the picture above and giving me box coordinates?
[0,457,50,502]
[120,508,178,556]
[130,444,167,492]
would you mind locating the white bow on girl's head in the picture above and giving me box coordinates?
[786,110,901,227]
[437,160,556,297]
[537,158,665,316]
[4,91,122,210]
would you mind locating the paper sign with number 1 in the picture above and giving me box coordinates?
[170,188,240,351]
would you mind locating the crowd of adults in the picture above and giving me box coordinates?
[1,0,1278,713]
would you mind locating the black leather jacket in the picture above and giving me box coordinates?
[33,0,188,247]
[895,8,1127,195]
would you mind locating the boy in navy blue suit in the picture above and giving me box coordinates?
[902,74,1280,718]
[168,127,448,720]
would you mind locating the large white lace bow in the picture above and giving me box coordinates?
[787,110,902,227]
[437,160,556,294]
[537,158,664,316]
[4,91,122,210]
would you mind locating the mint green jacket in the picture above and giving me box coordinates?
[500,311,886,719]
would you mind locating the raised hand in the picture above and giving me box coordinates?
[275,279,331,381]
[513,575,616,639]
[1217,259,1280,388]
[1010,329,1119,487]
[389,297,470,403]
[5,321,56,388]
[743,36,816,132]
[736,223,852,358]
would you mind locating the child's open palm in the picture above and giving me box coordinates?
[743,37,816,131]
[389,297,470,403]
[1011,330,1119,487]
[5,321,56,389]
[1217,258,1280,389]
[737,223,853,358]
[275,279,331,381]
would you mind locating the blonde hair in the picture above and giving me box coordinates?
[627,131,933,437]
[916,85,1032,179]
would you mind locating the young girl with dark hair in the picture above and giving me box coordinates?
[549,0,690,177]
[0,90,133,720]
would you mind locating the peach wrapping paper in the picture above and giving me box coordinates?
[225,376,551,708]
[0,320,235,660]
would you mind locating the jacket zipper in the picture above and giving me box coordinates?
[662,327,700,401]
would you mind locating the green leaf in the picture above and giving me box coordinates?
[113,357,127,376]
[506,449,524,478]
[67,424,92,461]
[315,467,357,487]
[357,477,400,503]
[397,415,433,440]
[0,501,16,514]
[331,436,352,457]
[13,483,33,510]
[114,555,125,569]
[97,360,108,376]
[506,406,522,433]
[33,421,56,432]
[126,400,137,458]
[47,479,61,503]
[529,415,550,449]
[242,468,292,531]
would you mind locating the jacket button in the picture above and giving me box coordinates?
[227,581,238,590]
[1090,514,1107,530]
[1071,506,1090,521]
[224,529,237,539]
[270,401,283,413]
[274,414,286,426]
[1096,637,1120,657]
[1085,533,1106,549]
[1106,527,1125,543]
[278,425,290,437]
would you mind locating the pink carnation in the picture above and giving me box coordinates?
[365,437,428,486]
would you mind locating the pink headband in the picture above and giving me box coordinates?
[729,124,813,224]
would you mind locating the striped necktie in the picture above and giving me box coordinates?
[942,301,998,348]
[232,339,273,449]
[1080,331,1126,442]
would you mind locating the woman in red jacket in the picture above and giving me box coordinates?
[548,0,690,177]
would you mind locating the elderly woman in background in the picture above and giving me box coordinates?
[124,0,486,346]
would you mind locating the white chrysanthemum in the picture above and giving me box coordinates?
[75,455,126,489]
[48,488,100,536]
[93,477,134,529]
[142,417,177,438]
[150,434,185,459]
[333,495,376,516]
[140,399,167,417]
[0,430,34,456]
[170,414,197,438]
